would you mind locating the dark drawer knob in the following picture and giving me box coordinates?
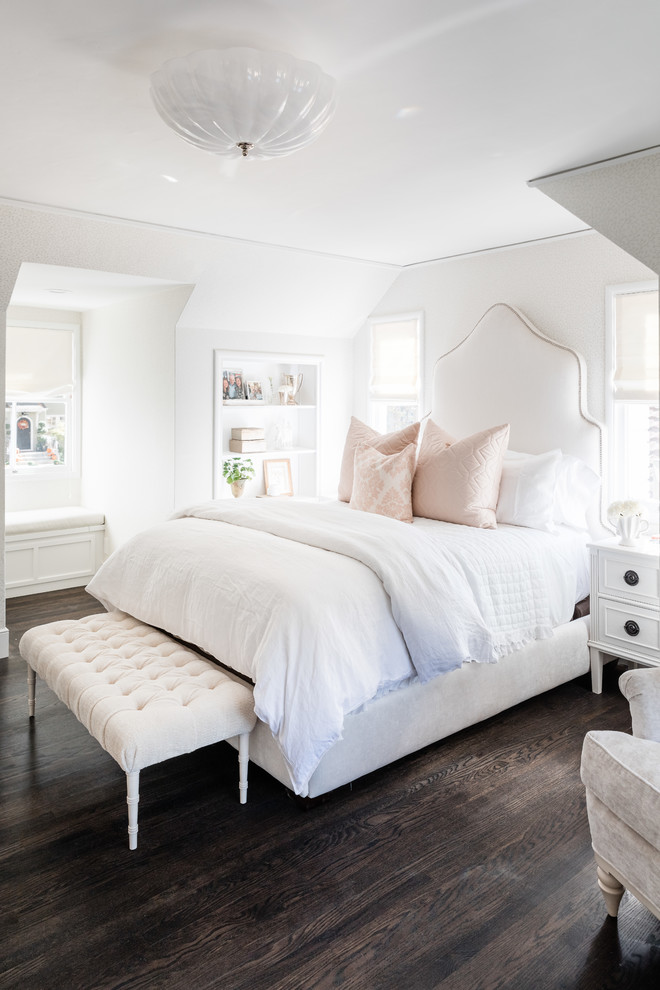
[624,570,639,587]
[624,620,640,637]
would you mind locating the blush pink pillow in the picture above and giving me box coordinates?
[350,442,417,523]
[338,417,420,502]
[412,420,510,528]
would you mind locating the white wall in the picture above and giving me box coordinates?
[0,195,655,648]
[81,285,192,552]
[353,231,656,427]
[175,326,352,507]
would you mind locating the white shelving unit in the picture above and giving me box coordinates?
[213,350,322,499]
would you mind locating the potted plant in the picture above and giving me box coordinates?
[222,456,255,498]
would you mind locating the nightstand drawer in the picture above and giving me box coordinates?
[596,599,660,659]
[598,550,660,606]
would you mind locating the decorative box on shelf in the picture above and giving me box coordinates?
[229,439,266,452]
[229,428,266,453]
[231,428,265,441]
[587,538,660,693]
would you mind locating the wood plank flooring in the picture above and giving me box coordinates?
[1,588,659,989]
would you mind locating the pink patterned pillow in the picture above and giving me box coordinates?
[350,442,417,523]
[412,420,510,528]
[338,417,420,502]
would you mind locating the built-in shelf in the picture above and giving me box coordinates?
[223,401,317,409]
[214,350,322,499]
[222,446,316,457]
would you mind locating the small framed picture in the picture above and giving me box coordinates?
[263,458,293,497]
[246,380,263,401]
[222,369,245,401]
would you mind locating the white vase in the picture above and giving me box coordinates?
[617,515,649,546]
[230,480,246,498]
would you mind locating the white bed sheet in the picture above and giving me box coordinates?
[87,499,589,794]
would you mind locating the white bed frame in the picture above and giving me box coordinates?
[229,304,605,799]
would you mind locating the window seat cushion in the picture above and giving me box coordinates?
[5,506,105,536]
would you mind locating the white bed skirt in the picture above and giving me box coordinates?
[226,616,589,799]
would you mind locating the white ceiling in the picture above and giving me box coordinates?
[2,0,659,276]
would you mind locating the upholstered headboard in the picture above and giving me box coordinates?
[432,303,605,530]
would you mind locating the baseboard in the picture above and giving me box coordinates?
[0,626,9,659]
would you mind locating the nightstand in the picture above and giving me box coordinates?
[588,539,660,693]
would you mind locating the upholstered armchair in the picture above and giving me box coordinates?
[580,666,660,921]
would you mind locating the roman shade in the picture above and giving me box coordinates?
[370,318,420,399]
[614,290,659,401]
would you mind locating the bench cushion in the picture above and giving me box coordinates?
[20,612,256,774]
[6,506,105,536]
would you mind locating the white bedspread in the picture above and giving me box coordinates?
[87,499,589,794]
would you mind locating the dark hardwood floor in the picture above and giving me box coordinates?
[1,588,658,990]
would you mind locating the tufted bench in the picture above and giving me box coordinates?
[19,612,257,850]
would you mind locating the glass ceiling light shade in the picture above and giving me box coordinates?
[150,47,336,160]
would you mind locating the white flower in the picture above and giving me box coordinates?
[607,499,645,521]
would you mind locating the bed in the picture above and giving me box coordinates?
[86,303,606,799]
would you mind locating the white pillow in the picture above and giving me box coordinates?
[554,454,601,530]
[496,449,562,531]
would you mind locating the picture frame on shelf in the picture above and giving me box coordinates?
[222,368,245,401]
[246,380,264,401]
[263,458,293,497]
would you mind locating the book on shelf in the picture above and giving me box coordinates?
[229,438,267,453]
[231,427,265,441]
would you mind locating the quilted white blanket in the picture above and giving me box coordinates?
[87,499,589,794]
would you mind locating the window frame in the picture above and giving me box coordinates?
[5,319,81,481]
[367,311,424,432]
[604,280,659,504]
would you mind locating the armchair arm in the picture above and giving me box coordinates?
[581,730,660,852]
[619,667,660,743]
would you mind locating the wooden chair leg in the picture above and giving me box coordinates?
[27,666,36,718]
[238,732,250,804]
[126,771,140,850]
[597,864,625,917]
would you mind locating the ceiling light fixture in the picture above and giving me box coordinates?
[150,47,336,161]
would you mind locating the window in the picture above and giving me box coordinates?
[369,313,423,432]
[606,283,659,507]
[5,322,80,476]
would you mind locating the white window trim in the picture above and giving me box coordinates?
[368,311,424,425]
[5,319,81,481]
[604,280,659,502]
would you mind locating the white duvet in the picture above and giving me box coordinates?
[86,499,589,794]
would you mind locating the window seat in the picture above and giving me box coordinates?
[5,506,105,598]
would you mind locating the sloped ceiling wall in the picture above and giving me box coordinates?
[0,203,400,337]
[529,149,660,274]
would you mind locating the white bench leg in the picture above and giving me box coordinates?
[126,771,140,850]
[27,665,36,717]
[238,732,250,804]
